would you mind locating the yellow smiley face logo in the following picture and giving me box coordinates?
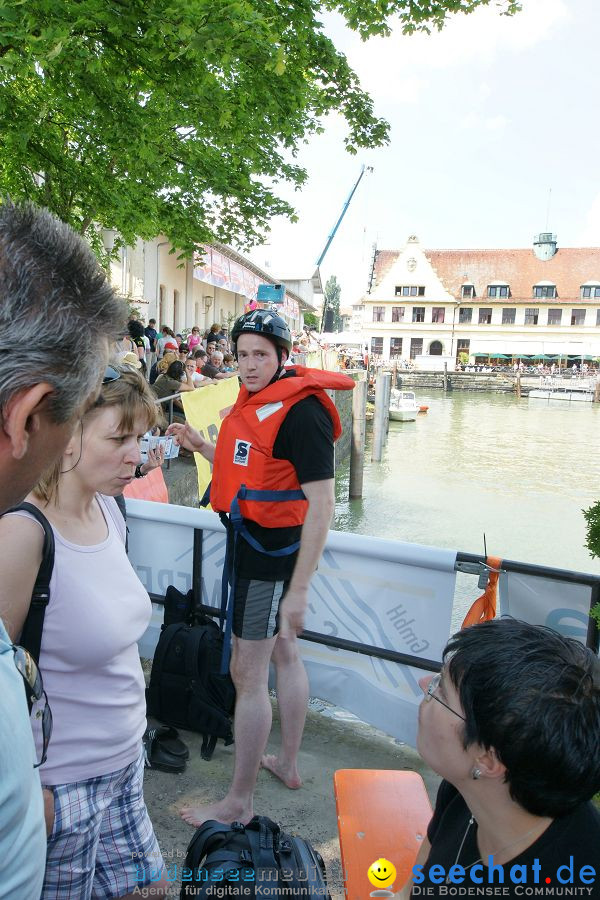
[367,858,397,889]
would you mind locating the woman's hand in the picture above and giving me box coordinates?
[166,423,215,462]
[139,443,165,476]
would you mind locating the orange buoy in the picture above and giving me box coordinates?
[418,405,429,413]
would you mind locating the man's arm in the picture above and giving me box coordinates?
[278,478,334,639]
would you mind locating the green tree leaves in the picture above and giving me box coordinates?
[0,0,519,256]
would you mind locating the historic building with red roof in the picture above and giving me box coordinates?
[354,234,600,366]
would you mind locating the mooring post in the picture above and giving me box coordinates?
[594,375,600,403]
[372,372,390,462]
[443,362,448,393]
[516,371,521,399]
[349,376,367,498]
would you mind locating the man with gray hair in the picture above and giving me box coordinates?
[0,199,126,899]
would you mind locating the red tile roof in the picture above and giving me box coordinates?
[373,247,600,302]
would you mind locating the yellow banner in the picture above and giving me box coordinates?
[181,379,240,504]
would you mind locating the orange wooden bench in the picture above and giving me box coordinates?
[334,769,433,899]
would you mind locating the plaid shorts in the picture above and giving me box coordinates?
[232,578,289,640]
[42,747,164,899]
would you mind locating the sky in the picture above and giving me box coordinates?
[246,0,600,310]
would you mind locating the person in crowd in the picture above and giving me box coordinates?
[205,322,223,350]
[156,326,176,359]
[218,337,229,355]
[0,366,170,900]
[196,344,228,381]
[167,310,355,828]
[128,319,146,361]
[222,352,236,372]
[0,199,126,899]
[184,357,214,387]
[395,618,600,898]
[145,318,158,353]
[153,359,195,421]
[178,342,190,362]
[149,349,176,385]
[188,326,202,352]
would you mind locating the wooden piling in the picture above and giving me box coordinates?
[594,376,600,404]
[349,376,367,498]
[516,372,521,399]
[443,362,448,392]
[372,372,390,462]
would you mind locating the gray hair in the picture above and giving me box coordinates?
[0,200,127,423]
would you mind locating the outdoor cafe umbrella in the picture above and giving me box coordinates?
[489,353,510,358]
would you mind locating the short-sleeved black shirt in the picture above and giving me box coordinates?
[231,394,335,581]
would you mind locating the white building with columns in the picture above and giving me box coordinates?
[107,236,316,333]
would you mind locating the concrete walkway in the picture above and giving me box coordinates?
[144,698,439,899]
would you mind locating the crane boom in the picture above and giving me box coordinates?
[315,164,372,267]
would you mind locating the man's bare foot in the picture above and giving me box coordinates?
[260,754,303,790]
[179,800,253,828]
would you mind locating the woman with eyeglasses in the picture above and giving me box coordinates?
[0,365,169,900]
[395,619,600,898]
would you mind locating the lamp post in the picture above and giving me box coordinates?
[100,227,117,275]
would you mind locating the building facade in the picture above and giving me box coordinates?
[108,237,315,333]
[356,234,600,367]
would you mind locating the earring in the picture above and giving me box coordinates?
[471,767,482,780]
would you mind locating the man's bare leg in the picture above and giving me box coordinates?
[180,635,276,827]
[261,632,308,790]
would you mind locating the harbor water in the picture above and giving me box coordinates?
[334,389,600,627]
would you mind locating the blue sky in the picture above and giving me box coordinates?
[247,0,600,309]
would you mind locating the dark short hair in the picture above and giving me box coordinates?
[178,343,189,353]
[128,319,145,339]
[194,349,207,359]
[166,360,185,380]
[0,200,126,423]
[444,618,600,817]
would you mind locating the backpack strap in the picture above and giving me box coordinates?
[9,503,55,666]
[244,817,279,870]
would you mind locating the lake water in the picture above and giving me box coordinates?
[334,389,600,625]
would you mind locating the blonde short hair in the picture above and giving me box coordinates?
[34,366,162,504]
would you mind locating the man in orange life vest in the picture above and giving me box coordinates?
[168,310,355,827]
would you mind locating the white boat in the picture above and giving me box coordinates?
[389,389,419,421]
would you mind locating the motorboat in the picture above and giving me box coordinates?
[389,389,419,421]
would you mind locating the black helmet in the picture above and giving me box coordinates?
[231,310,292,353]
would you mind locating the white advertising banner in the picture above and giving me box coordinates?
[126,501,457,748]
[499,572,593,645]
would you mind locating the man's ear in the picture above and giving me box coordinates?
[281,347,289,364]
[2,384,55,460]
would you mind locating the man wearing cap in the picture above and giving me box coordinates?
[168,310,354,828]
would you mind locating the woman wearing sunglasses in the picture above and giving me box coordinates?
[0,366,169,900]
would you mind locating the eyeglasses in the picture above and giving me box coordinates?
[424,672,466,721]
[12,645,53,767]
[103,365,121,385]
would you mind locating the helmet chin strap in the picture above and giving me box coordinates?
[265,346,286,387]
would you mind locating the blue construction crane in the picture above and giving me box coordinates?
[315,164,373,267]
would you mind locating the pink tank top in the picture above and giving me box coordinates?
[11,495,150,784]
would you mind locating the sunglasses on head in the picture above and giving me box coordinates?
[103,365,121,385]
[12,645,53,767]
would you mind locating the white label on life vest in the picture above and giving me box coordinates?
[255,401,284,422]
[233,439,251,466]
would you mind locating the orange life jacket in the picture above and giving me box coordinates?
[210,366,355,528]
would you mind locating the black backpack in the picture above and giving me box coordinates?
[180,815,331,899]
[146,587,235,760]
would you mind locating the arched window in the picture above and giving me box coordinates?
[429,341,443,355]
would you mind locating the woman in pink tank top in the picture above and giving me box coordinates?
[0,365,170,900]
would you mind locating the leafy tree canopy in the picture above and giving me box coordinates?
[0,0,520,256]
